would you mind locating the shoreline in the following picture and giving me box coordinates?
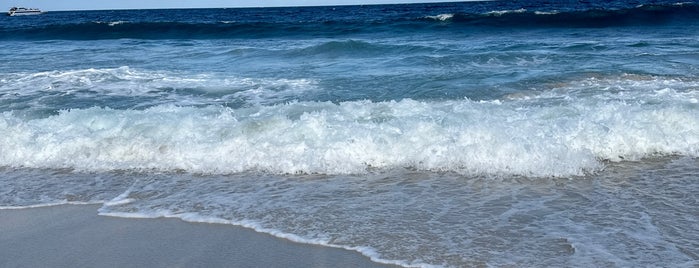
[0,204,399,268]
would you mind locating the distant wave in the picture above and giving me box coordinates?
[1,2,697,40]
[423,2,699,27]
[94,21,128,26]
[485,8,527,16]
[285,39,433,58]
[424,13,454,21]
[0,21,295,40]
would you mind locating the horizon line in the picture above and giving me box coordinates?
[7,0,490,12]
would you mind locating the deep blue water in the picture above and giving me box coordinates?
[1,1,698,267]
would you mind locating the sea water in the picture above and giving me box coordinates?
[1,1,698,267]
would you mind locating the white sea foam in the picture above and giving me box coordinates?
[88,156,699,267]
[1,77,697,177]
[103,189,135,206]
[93,21,128,26]
[0,67,318,106]
[534,11,560,15]
[486,8,527,16]
[0,201,101,210]
[98,204,435,268]
[425,13,454,21]
[108,21,127,26]
[673,2,694,6]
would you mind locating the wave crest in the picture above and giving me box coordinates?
[424,13,454,21]
[426,3,699,28]
[1,89,697,177]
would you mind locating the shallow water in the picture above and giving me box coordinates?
[2,157,697,267]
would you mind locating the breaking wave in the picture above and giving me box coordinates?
[1,85,697,177]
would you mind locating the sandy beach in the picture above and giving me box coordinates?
[0,204,397,268]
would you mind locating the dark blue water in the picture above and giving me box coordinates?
[2,1,698,40]
[1,1,698,267]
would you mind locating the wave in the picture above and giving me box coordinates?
[94,21,128,26]
[424,13,454,21]
[96,204,425,268]
[286,39,433,58]
[1,84,697,177]
[0,21,297,40]
[2,2,697,40]
[484,8,528,16]
[422,3,699,27]
[0,67,318,110]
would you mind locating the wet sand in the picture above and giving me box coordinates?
[0,204,398,268]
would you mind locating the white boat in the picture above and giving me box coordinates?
[7,7,44,16]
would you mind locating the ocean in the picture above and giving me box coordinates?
[1,0,698,266]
